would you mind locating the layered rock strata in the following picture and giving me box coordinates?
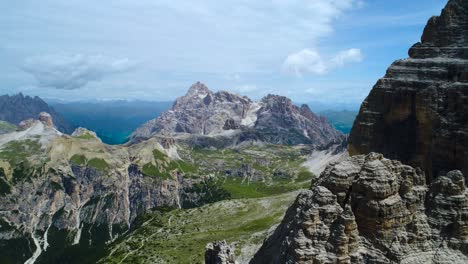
[348,0,468,180]
[251,153,468,263]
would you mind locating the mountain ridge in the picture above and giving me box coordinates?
[131,82,344,147]
[0,93,73,134]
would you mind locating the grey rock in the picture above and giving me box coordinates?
[38,112,53,128]
[251,153,468,263]
[205,240,236,264]
[223,119,240,130]
[71,127,102,142]
[348,0,468,180]
[130,82,344,147]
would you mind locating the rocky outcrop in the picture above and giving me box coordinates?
[427,170,468,253]
[205,241,236,264]
[38,112,53,127]
[71,127,102,142]
[0,93,73,133]
[18,118,36,130]
[255,95,343,145]
[348,0,468,180]
[251,153,468,263]
[130,82,344,147]
[223,119,240,130]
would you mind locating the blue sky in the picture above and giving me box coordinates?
[0,0,447,109]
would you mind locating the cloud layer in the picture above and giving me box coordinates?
[282,48,363,76]
[0,0,444,107]
[22,54,135,90]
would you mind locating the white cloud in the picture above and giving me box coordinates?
[330,48,363,67]
[233,84,258,93]
[22,54,136,90]
[282,48,363,76]
[2,0,365,101]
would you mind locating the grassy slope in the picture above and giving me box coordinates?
[99,144,314,263]
[100,191,299,264]
[0,121,17,134]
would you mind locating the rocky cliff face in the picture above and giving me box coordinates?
[0,114,213,263]
[130,82,343,147]
[251,153,468,263]
[255,95,343,146]
[136,82,252,136]
[0,93,73,134]
[348,0,468,181]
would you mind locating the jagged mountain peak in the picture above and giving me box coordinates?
[0,93,73,133]
[422,0,468,46]
[260,94,295,114]
[349,0,468,179]
[410,0,468,59]
[186,81,212,97]
[299,104,320,122]
[131,83,344,146]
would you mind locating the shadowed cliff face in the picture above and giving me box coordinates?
[348,0,468,181]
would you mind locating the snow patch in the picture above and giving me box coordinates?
[43,223,52,251]
[241,103,262,127]
[73,207,83,245]
[208,129,242,137]
[24,232,42,264]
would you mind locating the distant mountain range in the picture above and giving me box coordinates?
[0,93,73,133]
[0,92,354,144]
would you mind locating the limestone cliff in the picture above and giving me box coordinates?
[348,0,468,181]
[251,1,468,263]
[251,153,468,263]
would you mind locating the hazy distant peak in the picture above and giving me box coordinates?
[186,82,212,97]
[0,93,73,133]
